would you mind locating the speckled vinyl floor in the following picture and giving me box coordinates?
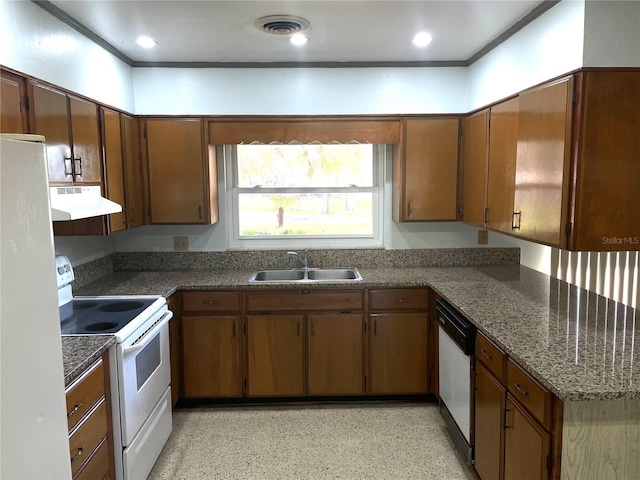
[147,402,479,480]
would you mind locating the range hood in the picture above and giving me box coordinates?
[50,185,122,221]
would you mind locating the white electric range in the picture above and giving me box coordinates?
[57,255,173,480]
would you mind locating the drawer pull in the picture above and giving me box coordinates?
[396,299,407,303]
[70,446,85,463]
[203,300,219,305]
[480,350,493,360]
[67,404,82,417]
[513,383,529,396]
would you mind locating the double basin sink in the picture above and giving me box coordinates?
[249,267,363,283]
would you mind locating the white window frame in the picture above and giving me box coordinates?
[224,144,385,250]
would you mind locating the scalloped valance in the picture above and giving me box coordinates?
[209,118,401,145]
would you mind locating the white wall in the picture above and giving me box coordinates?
[466,0,585,111]
[54,236,117,266]
[0,0,135,111]
[0,0,608,272]
[582,0,640,67]
[132,66,467,115]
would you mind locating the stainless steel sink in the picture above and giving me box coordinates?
[249,267,363,283]
[251,269,306,281]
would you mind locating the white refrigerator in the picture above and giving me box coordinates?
[0,134,72,479]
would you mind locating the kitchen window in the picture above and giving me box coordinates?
[225,143,384,249]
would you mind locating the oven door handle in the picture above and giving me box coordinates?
[122,310,173,355]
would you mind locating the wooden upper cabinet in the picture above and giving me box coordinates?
[393,117,460,221]
[101,108,127,233]
[29,81,102,185]
[68,96,102,183]
[122,114,146,227]
[486,96,519,235]
[568,70,640,251]
[513,77,573,247]
[0,70,28,133]
[29,82,73,183]
[461,110,489,227]
[145,118,218,224]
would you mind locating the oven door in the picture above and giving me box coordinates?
[117,309,172,447]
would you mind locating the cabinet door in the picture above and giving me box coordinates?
[401,118,460,221]
[182,315,242,397]
[514,78,572,247]
[486,97,519,234]
[122,114,145,227]
[1,71,28,133]
[461,109,489,227]
[29,82,73,183]
[68,96,102,184]
[102,108,127,233]
[475,362,506,480]
[247,314,304,396]
[146,118,210,224]
[307,314,364,396]
[168,306,181,407]
[570,70,640,251]
[370,312,428,394]
[504,394,550,480]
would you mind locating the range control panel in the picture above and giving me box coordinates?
[55,255,74,288]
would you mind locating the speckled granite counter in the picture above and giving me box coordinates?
[61,335,115,385]
[74,265,638,402]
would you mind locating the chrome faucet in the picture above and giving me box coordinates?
[287,250,308,270]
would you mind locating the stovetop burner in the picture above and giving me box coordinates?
[59,297,157,335]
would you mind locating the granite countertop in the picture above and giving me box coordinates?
[62,335,115,385]
[73,265,639,402]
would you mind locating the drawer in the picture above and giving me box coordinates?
[476,333,506,382]
[65,360,105,432]
[74,437,110,480]
[182,291,241,312]
[69,399,108,477]
[247,290,363,312]
[507,359,551,429]
[369,288,429,311]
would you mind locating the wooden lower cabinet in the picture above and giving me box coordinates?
[65,352,114,480]
[474,362,506,480]
[474,332,558,480]
[166,295,181,406]
[246,314,304,396]
[182,315,242,397]
[369,312,428,394]
[307,314,364,396]
[504,394,551,480]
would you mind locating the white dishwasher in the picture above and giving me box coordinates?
[437,298,476,465]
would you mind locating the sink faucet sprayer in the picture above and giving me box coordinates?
[287,250,308,270]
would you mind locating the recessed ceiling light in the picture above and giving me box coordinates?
[137,36,157,49]
[412,32,432,47]
[290,34,309,46]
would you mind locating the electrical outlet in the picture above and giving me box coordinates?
[173,236,189,251]
[477,229,489,245]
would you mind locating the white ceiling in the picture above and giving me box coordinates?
[43,0,553,66]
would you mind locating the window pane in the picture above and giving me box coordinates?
[238,193,373,236]
[237,144,373,188]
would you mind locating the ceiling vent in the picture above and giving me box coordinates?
[254,15,310,35]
